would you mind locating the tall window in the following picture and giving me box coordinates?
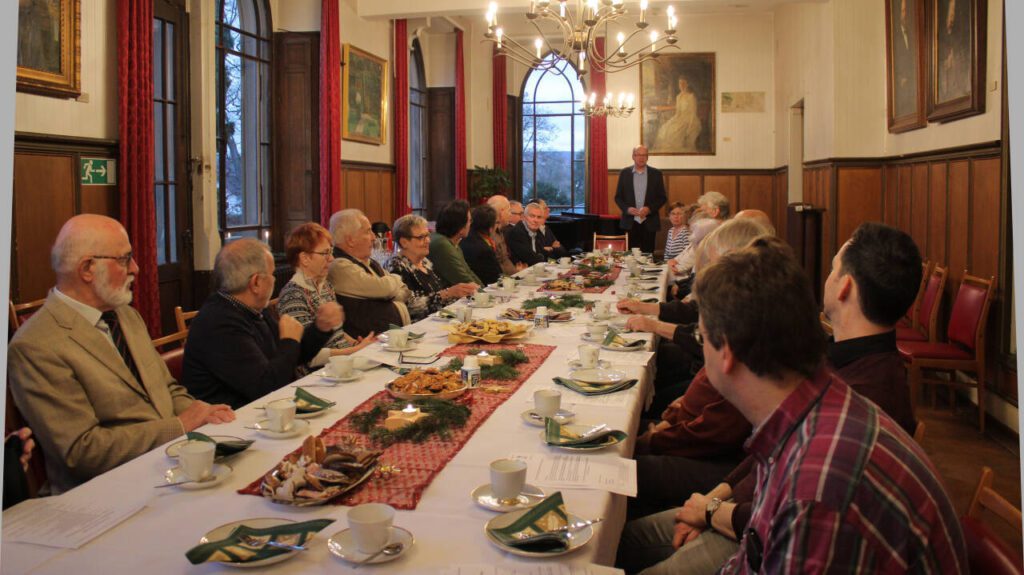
[153,15,178,265]
[216,0,271,242]
[409,39,427,216]
[521,54,586,213]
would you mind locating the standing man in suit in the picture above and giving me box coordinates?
[7,215,235,493]
[615,145,667,254]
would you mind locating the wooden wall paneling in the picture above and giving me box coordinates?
[13,152,77,302]
[970,157,1002,282]
[910,163,929,254]
[946,160,971,290]
[364,171,382,223]
[273,32,319,241]
[821,166,835,292]
[773,169,787,239]
[666,174,702,208]
[427,88,455,219]
[381,172,394,225]
[834,167,883,246]
[704,175,737,214]
[927,162,949,267]
[79,182,118,216]
[344,169,363,210]
[606,174,620,216]
[883,166,899,227]
[898,165,913,233]
[737,175,774,217]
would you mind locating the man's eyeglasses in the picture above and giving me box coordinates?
[510,211,524,216]
[91,252,133,268]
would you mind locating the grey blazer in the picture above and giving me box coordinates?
[7,292,193,493]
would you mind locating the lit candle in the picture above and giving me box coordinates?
[650,30,657,52]
[263,230,270,243]
[559,0,566,18]
[589,92,597,106]
[529,0,535,14]
[403,404,416,414]
[535,38,543,59]
[666,5,674,29]
[488,2,498,26]
[640,0,648,23]
[603,93,611,106]
[385,404,430,430]
[579,51,586,71]
[627,93,635,108]
[618,92,625,108]
[496,27,503,49]
[617,31,625,55]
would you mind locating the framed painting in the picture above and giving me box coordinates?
[885,0,926,133]
[342,44,388,145]
[640,53,715,156]
[926,0,986,122]
[17,0,81,98]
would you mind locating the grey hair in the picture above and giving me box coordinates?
[632,145,648,155]
[525,202,543,214]
[698,191,730,218]
[330,208,366,246]
[509,201,522,208]
[694,218,771,273]
[51,231,103,275]
[393,214,428,243]
[213,238,271,294]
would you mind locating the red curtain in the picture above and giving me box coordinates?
[394,20,410,217]
[587,38,609,214]
[319,0,342,227]
[117,0,160,336]
[492,49,507,178]
[455,29,468,200]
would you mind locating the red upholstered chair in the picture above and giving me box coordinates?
[594,233,628,252]
[174,305,198,333]
[897,273,995,432]
[8,298,46,337]
[898,261,931,329]
[961,466,1023,575]
[153,329,188,382]
[896,263,947,343]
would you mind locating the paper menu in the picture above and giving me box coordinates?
[440,565,624,575]
[508,452,637,497]
[3,492,148,549]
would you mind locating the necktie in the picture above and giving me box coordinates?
[100,311,141,383]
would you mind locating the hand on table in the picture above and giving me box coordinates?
[334,332,376,355]
[314,302,344,332]
[179,400,236,432]
[446,283,478,299]
[625,315,657,333]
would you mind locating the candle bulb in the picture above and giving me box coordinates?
[650,30,657,52]
[489,2,497,25]
[496,27,503,49]
[529,0,535,14]
[535,38,543,59]
[666,5,674,29]
[559,0,566,18]
[263,230,270,243]
[618,92,625,107]
[617,31,625,55]
[640,0,648,23]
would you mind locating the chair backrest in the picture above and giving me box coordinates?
[947,273,995,352]
[913,420,925,444]
[594,233,628,252]
[962,466,1024,574]
[907,261,931,328]
[967,466,1023,536]
[9,298,46,333]
[174,306,198,333]
[916,264,947,341]
[161,348,185,382]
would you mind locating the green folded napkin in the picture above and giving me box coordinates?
[388,324,425,339]
[488,492,570,553]
[437,308,456,319]
[186,519,334,565]
[293,387,336,413]
[552,377,638,396]
[186,431,254,458]
[544,419,627,447]
[601,329,646,349]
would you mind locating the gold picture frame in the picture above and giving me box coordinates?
[342,43,388,145]
[17,0,81,99]
[639,53,716,156]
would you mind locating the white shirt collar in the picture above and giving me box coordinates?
[52,287,104,327]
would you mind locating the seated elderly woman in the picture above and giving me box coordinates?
[328,208,411,338]
[277,223,376,377]
[429,200,483,286]
[389,214,477,322]
[460,204,503,286]
[662,202,696,262]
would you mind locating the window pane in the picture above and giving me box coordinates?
[521,160,534,201]
[573,162,586,211]
[153,20,163,98]
[223,51,243,227]
[168,184,177,262]
[536,102,575,115]
[261,145,270,225]
[154,103,165,182]
[221,0,240,29]
[166,22,175,97]
[217,24,241,53]
[166,102,176,182]
[154,185,166,265]
[537,115,570,152]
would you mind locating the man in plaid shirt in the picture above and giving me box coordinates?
[694,236,966,574]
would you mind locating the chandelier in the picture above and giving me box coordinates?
[483,0,680,77]
[580,91,636,117]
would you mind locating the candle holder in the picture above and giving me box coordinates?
[383,404,431,431]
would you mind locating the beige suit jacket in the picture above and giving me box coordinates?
[7,292,193,493]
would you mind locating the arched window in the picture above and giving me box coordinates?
[521,54,586,213]
[216,0,271,243]
[409,38,428,216]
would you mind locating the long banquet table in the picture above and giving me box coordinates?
[2,261,667,574]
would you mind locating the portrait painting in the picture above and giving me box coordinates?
[640,53,715,156]
[885,0,926,132]
[342,44,388,145]
[17,0,80,98]
[927,0,986,122]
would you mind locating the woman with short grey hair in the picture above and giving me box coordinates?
[388,215,476,321]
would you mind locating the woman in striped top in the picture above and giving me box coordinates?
[662,202,695,261]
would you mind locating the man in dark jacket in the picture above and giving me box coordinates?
[614,145,667,253]
[507,202,565,265]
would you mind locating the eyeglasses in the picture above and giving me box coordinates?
[91,252,133,268]
[410,233,431,241]
[510,211,524,216]
[693,325,705,346]
[308,249,332,258]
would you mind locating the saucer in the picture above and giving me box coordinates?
[164,463,232,490]
[259,402,333,419]
[571,368,627,385]
[521,409,575,427]
[314,369,363,383]
[470,301,496,309]
[591,312,615,321]
[383,342,418,353]
[580,332,609,343]
[200,518,303,568]
[165,435,247,459]
[485,511,593,558]
[471,483,546,512]
[252,418,310,439]
[568,359,611,370]
[327,526,414,565]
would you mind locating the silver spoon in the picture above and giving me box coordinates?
[353,542,404,568]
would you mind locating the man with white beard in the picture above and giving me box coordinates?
[7,214,235,493]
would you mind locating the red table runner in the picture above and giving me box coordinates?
[238,343,555,509]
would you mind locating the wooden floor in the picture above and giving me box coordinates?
[917,398,1023,557]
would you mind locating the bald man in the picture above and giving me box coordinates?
[7,215,235,493]
[733,209,776,235]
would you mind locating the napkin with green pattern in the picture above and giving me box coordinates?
[388,323,425,339]
[544,419,627,448]
[186,431,254,458]
[185,519,334,565]
[437,308,456,319]
[601,329,647,349]
[293,387,336,413]
[488,492,571,553]
[552,377,638,396]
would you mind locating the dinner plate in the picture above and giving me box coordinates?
[567,358,611,370]
[327,526,414,565]
[520,409,575,427]
[579,333,609,343]
[591,312,616,321]
[199,518,301,568]
[313,369,363,383]
[163,463,232,490]
[471,483,547,512]
[251,418,310,439]
[539,425,624,451]
[484,511,593,558]
[600,341,646,352]
[571,368,628,385]
[165,435,248,459]
[262,462,377,507]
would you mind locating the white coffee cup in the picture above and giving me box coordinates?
[387,329,410,348]
[587,322,608,338]
[578,344,600,369]
[490,458,528,501]
[502,277,516,290]
[474,291,491,306]
[533,389,561,418]
[595,301,611,317]
[632,247,642,257]
[329,355,354,378]
[559,256,570,266]
[178,440,215,482]
[348,503,395,554]
[265,398,297,433]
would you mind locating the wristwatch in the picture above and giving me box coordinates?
[705,497,723,531]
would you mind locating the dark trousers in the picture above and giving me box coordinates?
[627,453,745,520]
[627,225,657,254]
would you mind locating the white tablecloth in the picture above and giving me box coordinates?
[2,263,666,574]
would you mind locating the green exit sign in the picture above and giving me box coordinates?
[81,158,116,185]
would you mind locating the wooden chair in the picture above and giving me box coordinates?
[897,273,995,432]
[898,261,931,330]
[153,327,189,382]
[819,311,833,336]
[913,420,926,444]
[896,263,947,343]
[962,466,1023,575]
[174,306,198,333]
[8,298,46,334]
[593,233,628,252]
